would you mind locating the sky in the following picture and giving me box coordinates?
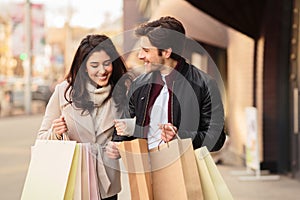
[0,0,123,28]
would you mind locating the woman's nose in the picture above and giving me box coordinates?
[97,65,106,73]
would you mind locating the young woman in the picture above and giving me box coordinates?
[37,34,129,200]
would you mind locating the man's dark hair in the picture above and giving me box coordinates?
[135,16,186,61]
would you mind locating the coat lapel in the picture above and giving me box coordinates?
[60,85,118,139]
[63,104,95,136]
[95,100,115,137]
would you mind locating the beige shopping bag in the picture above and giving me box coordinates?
[118,139,153,200]
[21,140,102,200]
[21,140,77,200]
[194,146,234,200]
[149,138,203,200]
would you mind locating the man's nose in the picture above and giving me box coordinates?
[138,50,145,59]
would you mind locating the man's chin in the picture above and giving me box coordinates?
[144,65,160,73]
[144,66,152,73]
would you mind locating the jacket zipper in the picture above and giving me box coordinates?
[142,84,152,126]
[171,81,175,124]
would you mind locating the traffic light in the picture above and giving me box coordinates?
[20,53,28,61]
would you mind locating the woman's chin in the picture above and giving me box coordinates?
[97,80,109,87]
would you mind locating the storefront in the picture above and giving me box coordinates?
[124,0,299,178]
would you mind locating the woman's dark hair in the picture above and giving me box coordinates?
[135,16,186,61]
[64,34,128,114]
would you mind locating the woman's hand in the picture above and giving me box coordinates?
[105,141,120,159]
[114,120,127,135]
[114,118,136,136]
[52,116,68,139]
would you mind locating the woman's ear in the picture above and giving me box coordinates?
[162,48,172,58]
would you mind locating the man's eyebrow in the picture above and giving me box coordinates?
[141,47,151,51]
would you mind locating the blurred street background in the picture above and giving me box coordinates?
[1,0,300,199]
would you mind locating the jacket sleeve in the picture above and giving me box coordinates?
[179,78,226,151]
[37,84,62,140]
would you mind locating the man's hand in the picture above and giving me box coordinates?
[160,123,178,142]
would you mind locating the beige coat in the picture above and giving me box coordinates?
[37,81,121,198]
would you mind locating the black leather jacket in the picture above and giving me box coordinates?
[114,60,225,151]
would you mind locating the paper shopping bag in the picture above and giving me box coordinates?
[21,140,77,200]
[73,143,82,200]
[118,139,153,200]
[86,144,100,200]
[81,143,90,200]
[65,144,80,200]
[149,138,203,200]
[194,146,234,200]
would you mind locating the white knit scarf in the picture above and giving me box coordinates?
[87,82,113,135]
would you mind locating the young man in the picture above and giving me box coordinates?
[108,16,225,157]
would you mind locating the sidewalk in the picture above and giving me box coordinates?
[1,114,300,199]
[217,164,300,200]
[118,163,300,200]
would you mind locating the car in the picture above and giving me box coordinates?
[31,85,52,103]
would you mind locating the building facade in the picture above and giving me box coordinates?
[123,0,300,180]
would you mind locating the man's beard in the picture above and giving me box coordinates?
[145,57,165,73]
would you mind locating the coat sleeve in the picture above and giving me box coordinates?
[112,81,137,142]
[37,84,62,140]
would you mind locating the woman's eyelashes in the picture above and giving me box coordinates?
[90,60,111,68]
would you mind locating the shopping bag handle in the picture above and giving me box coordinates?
[157,124,180,150]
